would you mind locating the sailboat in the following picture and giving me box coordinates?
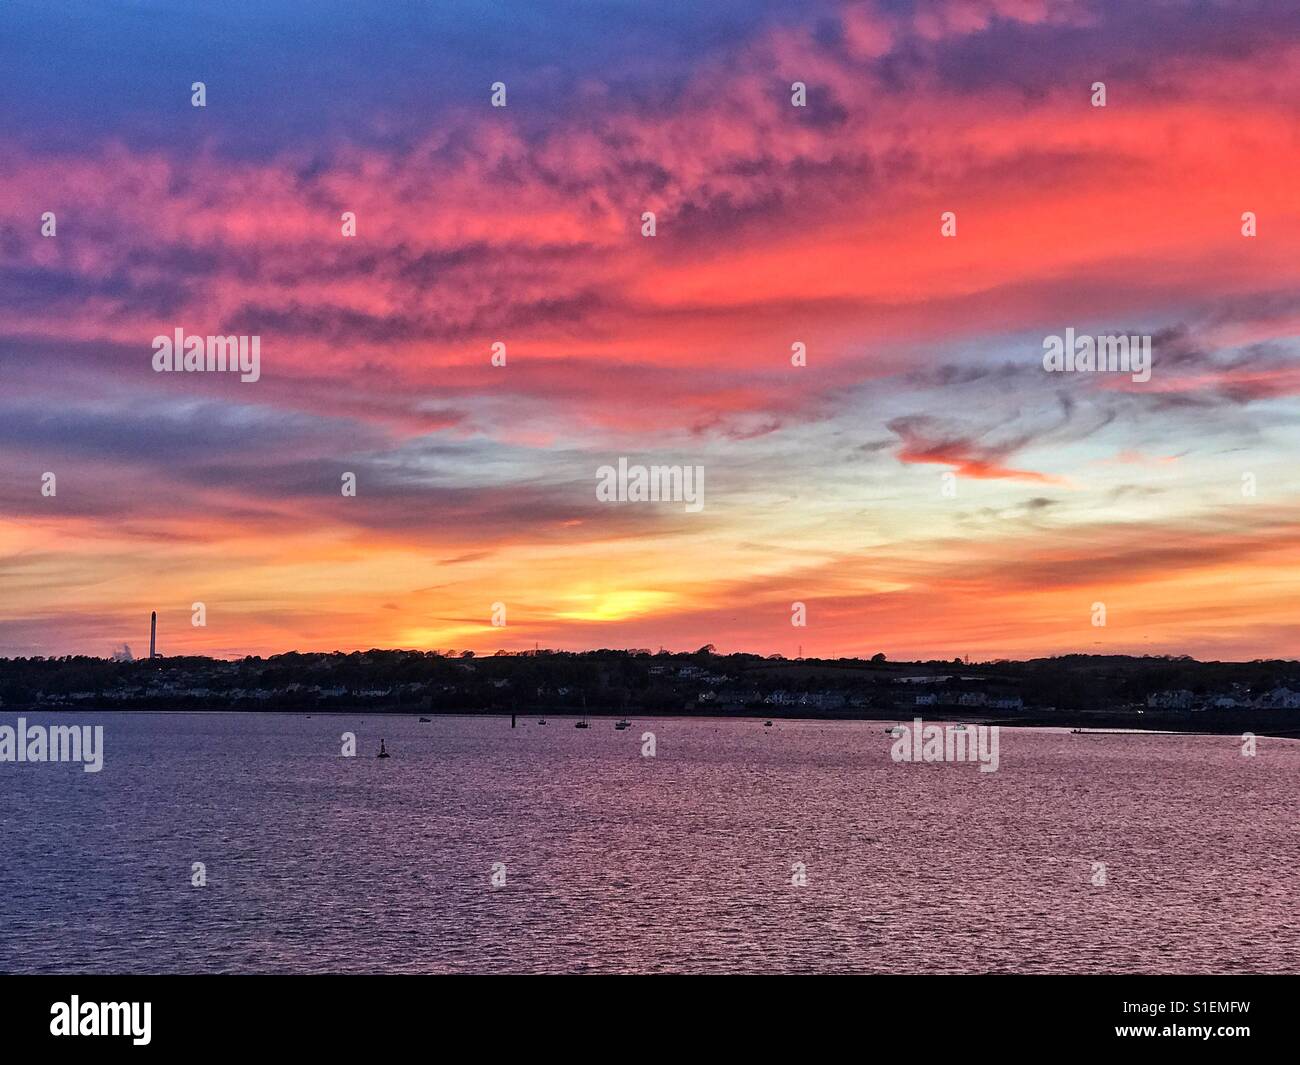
[377,739,390,758]
[575,693,590,728]
[614,719,631,730]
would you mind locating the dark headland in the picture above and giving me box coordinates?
[3,648,1298,739]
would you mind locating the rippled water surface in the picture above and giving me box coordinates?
[1,712,1297,973]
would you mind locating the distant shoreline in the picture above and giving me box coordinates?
[9,703,1299,740]
[7,649,1298,740]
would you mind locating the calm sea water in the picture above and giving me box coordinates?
[1,712,1296,974]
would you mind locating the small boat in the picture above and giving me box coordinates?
[763,720,773,727]
[575,720,590,729]
[377,740,390,758]
[537,719,547,725]
[614,719,631,730]
[951,724,968,731]
[418,717,431,723]
[885,726,904,736]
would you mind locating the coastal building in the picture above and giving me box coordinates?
[716,688,762,705]
[1147,690,1194,709]
[799,692,845,710]
[677,666,728,684]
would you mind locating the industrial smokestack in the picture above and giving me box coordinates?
[150,611,157,659]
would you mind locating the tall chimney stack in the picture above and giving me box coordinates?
[150,611,157,659]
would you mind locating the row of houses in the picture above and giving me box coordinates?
[763,690,848,710]
[695,687,1028,711]
[33,681,411,704]
[651,664,730,684]
[914,692,1023,709]
[1147,687,1300,710]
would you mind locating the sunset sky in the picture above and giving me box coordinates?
[2,0,1298,661]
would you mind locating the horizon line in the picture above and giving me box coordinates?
[9,647,1299,667]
